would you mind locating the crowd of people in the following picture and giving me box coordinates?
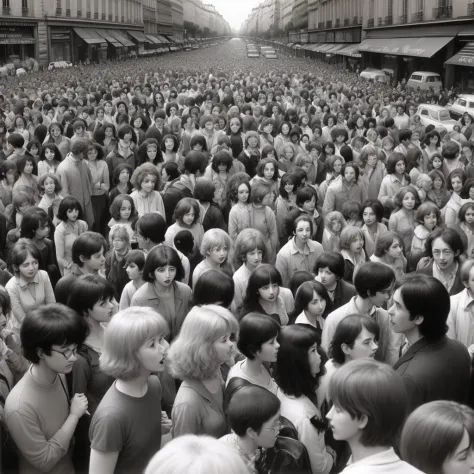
[0,37,474,474]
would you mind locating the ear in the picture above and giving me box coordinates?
[79,255,87,263]
[36,347,45,360]
[413,314,424,326]
[357,414,369,430]
[246,426,259,440]
[341,343,351,356]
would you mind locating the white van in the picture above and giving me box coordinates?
[407,71,443,93]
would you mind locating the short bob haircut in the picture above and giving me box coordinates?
[20,207,49,239]
[143,435,249,474]
[339,225,364,251]
[459,201,474,223]
[100,307,169,380]
[275,324,326,398]
[393,185,420,211]
[353,262,395,298]
[11,241,42,275]
[124,249,146,271]
[224,172,251,206]
[21,303,88,363]
[314,251,345,279]
[193,178,215,203]
[143,245,184,283]
[136,213,167,244]
[227,385,281,436]
[109,194,137,221]
[39,143,62,163]
[374,231,404,258]
[17,154,38,176]
[278,173,295,200]
[173,198,200,226]
[328,359,408,447]
[393,274,449,341]
[233,228,267,269]
[289,271,314,297]
[211,150,233,173]
[424,227,464,259]
[360,199,384,223]
[415,201,440,224]
[131,162,161,191]
[237,312,280,360]
[400,400,474,474]
[167,305,239,380]
[243,264,282,313]
[386,152,407,175]
[255,157,279,181]
[67,274,115,317]
[329,314,380,365]
[38,172,62,194]
[192,270,234,308]
[72,231,107,266]
[447,168,467,191]
[250,180,273,204]
[161,134,179,153]
[200,228,232,258]
[57,196,84,222]
[290,280,330,324]
[295,185,318,208]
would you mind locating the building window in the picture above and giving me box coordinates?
[22,0,27,8]
[2,0,9,7]
[387,0,392,17]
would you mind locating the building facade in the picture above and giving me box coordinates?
[183,0,230,37]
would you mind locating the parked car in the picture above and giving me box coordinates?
[263,49,277,59]
[416,104,459,132]
[450,94,474,118]
[48,61,72,70]
[407,71,443,93]
[359,69,390,83]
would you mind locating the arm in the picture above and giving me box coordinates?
[171,402,200,437]
[298,417,333,474]
[228,208,239,241]
[119,284,132,311]
[275,251,289,289]
[57,166,69,197]
[54,227,71,270]
[71,352,91,396]
[154,192,165,218]
[100,163,110,193]
[266,209,278,254]
[43,272,56,304]
[445,206,457,228]
[388,213,398,233]
[89,450,119,474]
[322,187,335,213]
[6,283,26,328]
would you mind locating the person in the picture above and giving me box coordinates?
[370,231,407,278]
[388,186,418,253]
[4,304,89,474]
[322,262,400,365]
[6,242,56,333]
[54,231,107,304]
[129,162,165,218]
[89,307,171,474]
[118,249,146,310]
[221,385,281,474]
[192,269,235,308]
[226,312,280,394]
[290,280,330,331]
[400,401,474,474]
[314,252,357,312]
[276,215,324,288]
[326,359,423,474]
[389,274,471,412]
[143,435,249,474]
[130,245,192,341]
[56,138,94,229]
[105,224,131,301]
[275,324,335,474]
[168,304,238,438]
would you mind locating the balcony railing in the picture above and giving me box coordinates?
[318,21,324,29]
[385,15,393,25]
[108,13,112,20]
[344,18,349,26]
[94,12,98,19]
[412,11,423,22]
[399,13,407,23]
[335,19,340,27]
[77,9,82,17]
[468,3,474,16]
[367,18,374,27]
[326,20,332,28]
[86,11,91,18]
[433,5,453,19]
[21,7,29,16]
[377,17,383,26]
[55,7,62,15]
[66,8,70,17]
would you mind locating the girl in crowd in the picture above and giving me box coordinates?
[108,194,137,246]
[130,163,165,218]
[45,122,71,158]
[89,307,171,474]
[105,225,131,301]
[37,143,62,177]
[290,280,330,330]
[192,179,227,233]
[444,169,466,228]
[137,138,163,169]
[109,163,133,203]
[370,231,407,278]
[241,264,289,326]
[54,197,88,275]
[360,199,387,259]
[427,169,451,209]
[168,305,238,438]
[250,157,279,201]
[119,249,146,310]
[130,245,192,341]
[275,173,296,247]
[37,173,62,226]
[203,151,233,208]
[322,211,346,253]
[0,160,16,209]
[275,324,335,474]
[13,155,40,204]
[388,186,418,253]
[378,153,410,214]
[226,312,280,394]
[340,225,366,283]
[457,201,474,258]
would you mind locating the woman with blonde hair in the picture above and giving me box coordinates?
[144,435,249,474]
[89,307,171,474]
[168,304,238,438]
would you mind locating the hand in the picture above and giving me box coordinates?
[94,182,101,189]
[70,393,88,418]
[161,411,172,434]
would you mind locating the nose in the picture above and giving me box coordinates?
[388,304,394,316]
[371,341,378,351]
[326,405,334,420]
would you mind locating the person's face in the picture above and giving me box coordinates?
[208,245,228,266]
[254,411,281,449]
[126,262,142,281]
[23,161,34,174]
[423,212,437,231]
[263,163,275,180]
[84,247,106,271]
[442,430,474,474]
[88,297,114,323]
[155,117,164,128]
[281,124,290,135]
[306,290,326,319]
[182,208,195,226]
[402,191,416,211]
[29,145,39,156]
[367,131,377,142]
[112,236,127,252]
[344,327,378,361]
[44,148,55,162]
[237,183,249,203]
[258,281,279,303]
[395,160,405,175]
[386,238,402,259]
[261,192,274,207]
[302,196,316,213]
[105,127,113,137]
[119,169,129,184]
[284,147,294,160]
[43,176,56,195]
[229,119,240,133]
[318,267,337,287]
[328,118,335,127]
[43,343,78,374]
[34,222,50,240]
[74,125,84,135]
[141,174,157,194]
[331,159,342,174]
[87,148,98,161]
[248,136,259,148]
[165,138,174,151]
[18,252,39,280]
[245,247,263,270]
[430,135,439,146]
[362,207,377,226]
[193,142,203,151]
[452,176,463,194]
[465,207,474,226]
[295,220,311,244]
[432,237,456,270]
[388,287,420,336]
[432,157,443,169]
[66,207,79,222]
[137,334,169,373]
[344,166,356,183]
[256,335,279,363]
[153,264,177,288]
[356,117,364,128]
[213,331,235,364]
[147,144,157,160]
[104,103,112,114]
[326,404,364,442]
[308,342,321,377]
[284,182,294,194]
[349,236,364,254]
[204,120,214,132]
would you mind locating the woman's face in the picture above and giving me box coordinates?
[141,174,156,194]
[349,237,364,254]
[432,157,443,169]
[386,238,402,259]
[395,160,406,175]
[402,192,416,211]
[87,148,98,161]
[237,183,249,203]
[433,177,443,190]
[51,126,61,137]
[307,342,321,377]
[43,176,55,195]
[18,251,39,281]
[465,207,474,226]
[245,247,263,269]
[302,196,316,213]
[327,117,334,127]
[333,159,343,174]
[263,163,275,180]
[153,264,177,288]
[248,136,259,148]
[133,117,142,129]
[44,148,55,161]
[164,138,174,151]
[119,199,132,220]
[430,135,439,146]
[258,281,279,303]
[344,166,356,183]
[281,124,290,135]
[325,145,334,155]
[306,290,326,319]
[441,429,474,474]
[213,331,235,364]
[208,245,228,266]
[257,336,280,363]
[367,153,377,168]
[451,176,463,194]
[137,334,169,373]
[23,160,34,174]
[182,208,195,226]
[362,207,376,226]
[119,169,130,184]
[432,237,456,270]
[344,327,378,361]
[294,220,311,245]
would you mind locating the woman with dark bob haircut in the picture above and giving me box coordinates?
[192,269,234,308]
[130,245,192,340]
[400,400,474,474]
[275,324,334,474]
[193,179,227,232]
[417,227,465,295]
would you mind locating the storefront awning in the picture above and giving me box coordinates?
[73,27,106,45]
[358,36,453,58]
[95,29,122,48]
[127,30,151,43]
[445,42,474,67]
[146,34,162,44]
[106,30,134,47]
[315,44,335,53]
[307,43,322,51]
[156,34,170,43]
[325,44,347,54]
[336,43,362,58]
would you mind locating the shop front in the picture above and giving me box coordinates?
[49,28,72,63]
[73,27,108,63]
[0,22,36,65]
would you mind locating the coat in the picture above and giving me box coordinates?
[323,176,368,214]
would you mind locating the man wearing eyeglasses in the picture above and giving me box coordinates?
[4,304,89,474]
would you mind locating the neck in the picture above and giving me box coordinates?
[245,261,258,272]
[132,276,145,287]
[31,362,58,385]
[294,237,306,252]
[81,264,96,275]
[303,309,319,325]
[153,280,173,295]
[354,295,373,313]
[87,318,104,338]
[349,441,391,464]
[405,326,422,347]
[243,358,265,378]
[115,372,150,397]
[236,434,258,457]
[206,256,222,270]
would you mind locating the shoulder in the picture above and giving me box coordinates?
[175,281,192,297]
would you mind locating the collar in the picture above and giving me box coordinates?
[346,448,400,469]
[347,296,376,316]
[461,288,474,311]
[67,153,80,165]
[290,237,317,255]
[181,377,225,413]
[18,272,40,289]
